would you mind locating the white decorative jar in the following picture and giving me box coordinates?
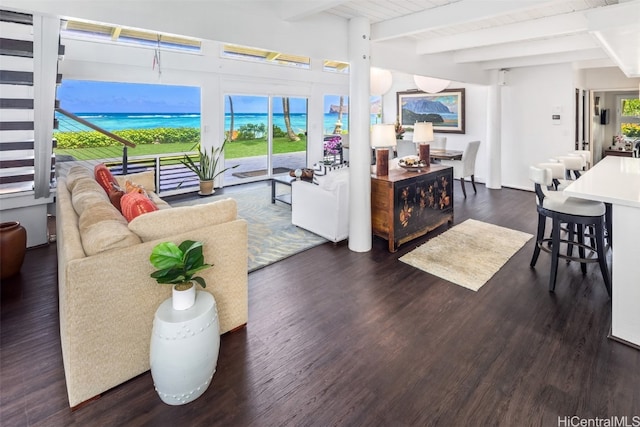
[150,291,220,405]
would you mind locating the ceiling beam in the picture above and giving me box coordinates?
[453,34,598,63]
[371,0,550,42]
[478,48,609,70]
[586,1,640,77]
[279,0,349,21]
[416,12,588,55]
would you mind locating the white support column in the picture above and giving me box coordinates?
[32,14,60,199]
[486,73,502,189]
[347,17,372,253]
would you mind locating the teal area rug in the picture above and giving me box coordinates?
[172,185,327,272]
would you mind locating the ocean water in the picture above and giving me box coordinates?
[57,112,357,134]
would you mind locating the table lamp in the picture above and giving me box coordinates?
[371,124,396,176]
[413,122,434,165]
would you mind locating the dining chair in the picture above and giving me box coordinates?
[440,140,480,198]
[432,136,447,150]
[395,139,417,158]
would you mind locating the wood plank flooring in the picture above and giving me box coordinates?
[1,183,638,426]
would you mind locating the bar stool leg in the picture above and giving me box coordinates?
[550,218,561,292]
[595,221,612,297]
[531,212,546,267]
[605,203,612,249]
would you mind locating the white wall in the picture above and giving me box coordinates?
[500,64,576,190]
[381,72,489,183]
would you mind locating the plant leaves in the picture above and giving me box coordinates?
[192,276,206,288]
[149,242,184,270]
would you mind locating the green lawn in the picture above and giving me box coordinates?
[55,137,307,161]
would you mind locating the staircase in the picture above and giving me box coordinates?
[0,9,60,194]
[0,9,61,247]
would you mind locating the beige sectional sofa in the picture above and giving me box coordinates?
[56,165,248,408]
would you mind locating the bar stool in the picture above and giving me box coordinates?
[529,166,611,296]
[555,155,583,180]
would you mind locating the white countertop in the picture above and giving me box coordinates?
[564,156,640,208]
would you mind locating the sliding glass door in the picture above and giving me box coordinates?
[224,94,307,185]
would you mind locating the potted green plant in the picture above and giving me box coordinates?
[180,140,238,195]
[149,240,212,310]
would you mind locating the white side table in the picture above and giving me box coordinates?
[150,291,220,405]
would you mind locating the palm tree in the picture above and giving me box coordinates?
[282,97,300,141]
[228,95,235,141]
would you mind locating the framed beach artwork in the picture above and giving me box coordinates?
[397,88,465,134]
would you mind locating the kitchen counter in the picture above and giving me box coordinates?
[564,156,640,349]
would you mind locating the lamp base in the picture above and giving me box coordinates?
[375,149,389,176]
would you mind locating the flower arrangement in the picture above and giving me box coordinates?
[323,136,342,155]
[613,135,625,145]
[395,121,405,139]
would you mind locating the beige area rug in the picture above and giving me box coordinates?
[399,219,533,292]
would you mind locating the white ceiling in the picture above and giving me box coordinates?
[280,0,640,77]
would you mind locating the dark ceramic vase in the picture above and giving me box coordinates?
[0,221,27,279]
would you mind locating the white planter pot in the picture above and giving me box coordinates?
[172,282,196,310]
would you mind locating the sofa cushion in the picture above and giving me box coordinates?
[115,170,156,192]
[312,162,348,185]
[124,179,147,195]
[66,166,94,192]
[94,164,118,194]
[128,198,237,242]
[78,199,141,255]
[312,165,349,191]
[148,192,171,210]
[71,177,110,217]
[120,192,158,222]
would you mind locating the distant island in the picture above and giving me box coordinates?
[401,98,451,124]
[329,104,349,114]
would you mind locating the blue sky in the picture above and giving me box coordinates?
[58,80,350,114]
[57,80,201,113]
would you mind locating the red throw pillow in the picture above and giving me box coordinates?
[94,164,118,194]
[108,183,125,212]
[120,192,158,222]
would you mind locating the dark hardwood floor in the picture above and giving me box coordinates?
[1,183,638,426]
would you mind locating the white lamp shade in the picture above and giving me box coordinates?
[371,124,397,148]
[370,68,393,95]
[413,75,450,94]
[413,122,434,143]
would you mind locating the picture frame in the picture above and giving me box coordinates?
[397,88,465,134]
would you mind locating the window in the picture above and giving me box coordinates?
[222,44,310,69]
[618,95,640,139]
[61,19,201,52]
[323,60,349,73]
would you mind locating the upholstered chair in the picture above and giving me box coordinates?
[395,139,417,158]
[440,140,480,198]
[432,136,447,150]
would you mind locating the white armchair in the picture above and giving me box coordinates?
[291,167,349,242]
[440,140,481,198]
